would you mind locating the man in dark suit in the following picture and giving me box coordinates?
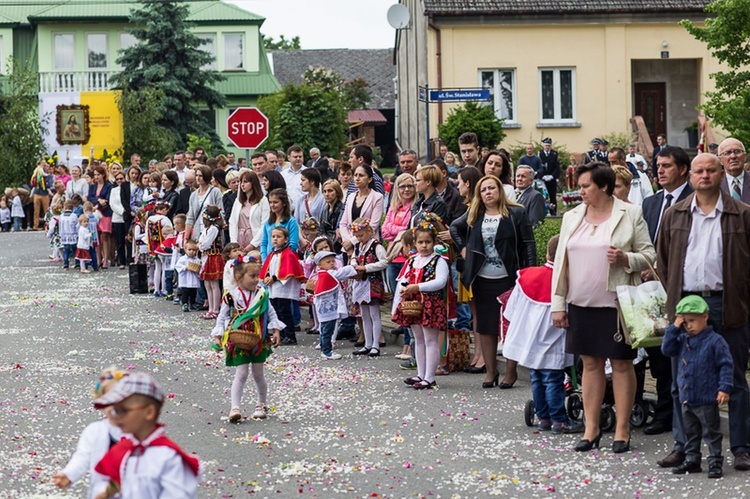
[538,137,560,215]
[719,138,750,205]
[585,138,602,164]
[307,147,331,181]
[515,165,546,227]
[651,133,668,180]
[175,169,195,216]
[641,146,693,468]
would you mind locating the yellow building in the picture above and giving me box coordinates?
[396,0,722,158]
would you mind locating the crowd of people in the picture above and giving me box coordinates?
[10,132,750,497]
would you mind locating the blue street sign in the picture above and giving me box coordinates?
[429,89,490,102]
[418,86,427,102]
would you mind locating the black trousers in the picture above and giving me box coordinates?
[113,222,131,266]
[645,345,673,425]
[271,297,295,341]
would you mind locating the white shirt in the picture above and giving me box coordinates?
[174,255,201,288]
[627,170,654,206]
[172,167,186,185]
[683,195,723,292]
[626,153,647,170]
[313,266,358,323]
[62,419,124,499]
[267,250,302,300]
[211,285,287,337]
[281,166,307,209]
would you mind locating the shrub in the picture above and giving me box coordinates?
[533,218,562,266]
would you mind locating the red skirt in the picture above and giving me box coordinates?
[75,248,91,261]
[200,254,224,281]
[393,292,447,330]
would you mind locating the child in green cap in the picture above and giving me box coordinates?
[662,294,733,479]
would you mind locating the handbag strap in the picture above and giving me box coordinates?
[644,258,659,282]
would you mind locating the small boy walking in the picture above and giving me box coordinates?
[313,251,357,360]
[662,295,733,479]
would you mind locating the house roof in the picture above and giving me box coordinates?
[422,0,711,15]
[348,109,388,125]
[270,48,395,109]
[3,1,263,25]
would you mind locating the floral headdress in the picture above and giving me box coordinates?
[301,217,320,231]
[202,205,222,225]
[350,218,371,233]
[93,370,129,399]
[234,254,260,266]
[154,200,170,211]
[412,219,438,237]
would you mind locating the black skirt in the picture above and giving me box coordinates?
[472,275,514,335]
[565,304,636,360]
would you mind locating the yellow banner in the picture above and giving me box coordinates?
[80,91,123,163]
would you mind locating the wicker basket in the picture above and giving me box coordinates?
[228,329,262,351]
[186,261,201,273]
[400,294,424,317]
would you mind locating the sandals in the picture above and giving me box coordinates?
[228,408,242,423]
[200,311,218,320]
[435,365,450,376]
[413,380,437,390]
[251,404,268,419]
[403,376,422,386]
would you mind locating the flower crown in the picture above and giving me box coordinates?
[234,254,260,266]
[411,212,443,237]
[301,217,320,231]
[154,200,170,211]
[350,219,371,233]
[412,219,438,237]
[202,206,222,225]
[93,371,129,399]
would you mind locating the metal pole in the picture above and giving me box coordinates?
[246,149,250,169]
[425,85,431,162]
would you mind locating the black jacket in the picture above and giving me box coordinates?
[120,182,134,227]
[175,186,192,216]
[450,205,536,289]
[162,188,179,220]
[411,190,448,225]
[439,184,466,226]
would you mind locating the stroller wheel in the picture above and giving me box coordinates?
[567,392,583,421]
[524,399,536,427]
[600,406,616,432]
[629,401,648,427]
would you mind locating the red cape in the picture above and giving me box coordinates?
[314,270,339,297]
[260,247,306,282]
[516,263,554,304]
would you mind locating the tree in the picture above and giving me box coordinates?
[682,1,750,145]
[117,85,175,164]
[112,0,225,149]
[0,59,47,190]
[342,78,372,110]
[263,35,301,50]
[437,102,505,154]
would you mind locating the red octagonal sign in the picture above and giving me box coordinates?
[226,107,269,149]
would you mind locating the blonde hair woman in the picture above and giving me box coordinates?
[611,165,633,203]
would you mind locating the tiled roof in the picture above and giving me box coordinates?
[348,109,388,125]
[270,49,395,109]
[4,1,263,24]
[423,0,711,14]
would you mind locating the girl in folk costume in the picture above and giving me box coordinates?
[131,208,150,266]
[393,220,450,390]
[146,201,173,297]
[260,227,306,345]
[53,367,130,499]
[198,205,226,320]
[222,242,244,295]
[76,214,93,274]
[46,202,64,262]
[349,218,388,357]
[211,256,284,422]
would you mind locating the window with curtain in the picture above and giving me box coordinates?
[53,33,75,70]
[539,68,576,122]
[479,69,517,123]
[196,33,217,70]
[86,33,107,68]
[223,33,244,70]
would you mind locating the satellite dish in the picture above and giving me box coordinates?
[387,4,411,30]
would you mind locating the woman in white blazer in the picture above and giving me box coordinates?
[551,162,654,454]
[229,170,269,252]
[339,164,384,252]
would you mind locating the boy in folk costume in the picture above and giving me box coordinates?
[146,202,173,297]
[313,251,357,359]
[92,372,200,499]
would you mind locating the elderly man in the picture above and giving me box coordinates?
[719,138,750,204]
[307,147,331,180]
[175,169,196,216]
[515,165,545,227]
[657,152,750,472]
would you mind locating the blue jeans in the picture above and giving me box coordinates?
[451,261,472,330]
[63,244,76,268]
[292,300,301,326]
[195,281,207,307]
[530,368,567,423]
[89,245,98,271]
[339,316,356,334]
[320,320,336,356]
[387,262,402,296]
[164,270,174,295]
[13,217,22,231]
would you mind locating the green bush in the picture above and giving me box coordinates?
[507,137,571,172]
[438,102,505,154]
[600,131,636,150]
[533,218,562,265]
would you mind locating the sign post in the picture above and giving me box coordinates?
[226,107,270,164]
[418,87,491,162]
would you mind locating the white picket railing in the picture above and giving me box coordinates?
[39,71,117,93]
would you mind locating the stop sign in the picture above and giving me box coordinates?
[226,107,269,149]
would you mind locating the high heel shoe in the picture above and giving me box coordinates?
[612,438,631,453]
[463,364,487,374]
[574,431,602,452]
[499,376,517,389]
[482,372,499,389]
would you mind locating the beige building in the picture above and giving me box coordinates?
[396,0,724,159]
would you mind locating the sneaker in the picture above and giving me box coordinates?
[551,420,584,434]
[80,269,91,274]
[314,342,321,350]
[182,303,190,312]
[173,297,181,304]
[229,408,242,423]
[251,404,268,419]
[537,420,552,432]
[322,353,342,360]
[400,358,417,370]
[165,294,174,301]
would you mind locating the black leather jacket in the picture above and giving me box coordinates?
[450,205,536,289]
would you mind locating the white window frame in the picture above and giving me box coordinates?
[53,32,76,70]
[538,67,577,123]
[223,33,244,70]
[478,68,517,124]
[86,32,108,69]
[196,33,217,70]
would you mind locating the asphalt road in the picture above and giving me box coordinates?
[0,232,746,498]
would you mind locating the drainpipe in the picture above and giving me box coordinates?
[427,15,443,126]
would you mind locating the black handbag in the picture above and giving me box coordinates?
[129,263,149,294]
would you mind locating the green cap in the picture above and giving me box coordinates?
[676,295,710,315]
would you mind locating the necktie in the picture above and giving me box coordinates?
[665,193,673,208]
[733,178,742,200]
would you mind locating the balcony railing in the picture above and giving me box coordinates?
[39,71,117,93]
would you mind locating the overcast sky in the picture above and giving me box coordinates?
[226,0,397,49]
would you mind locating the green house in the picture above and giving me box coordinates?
[0,0,280,161]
